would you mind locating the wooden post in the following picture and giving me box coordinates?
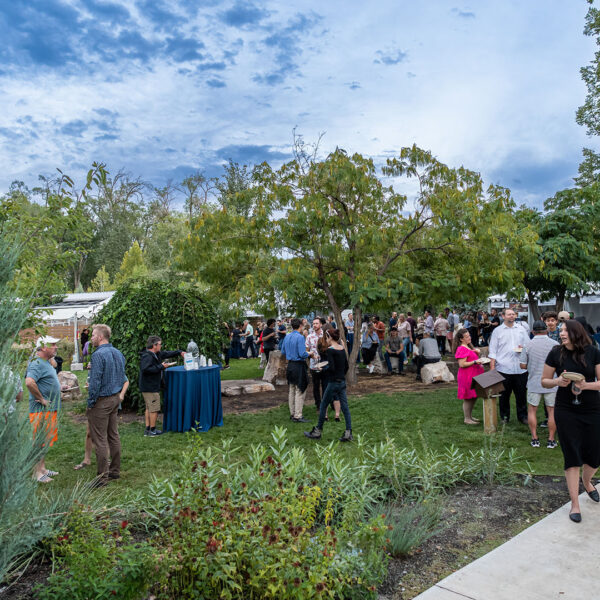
[482,393,499,434]
[472,371,506,436]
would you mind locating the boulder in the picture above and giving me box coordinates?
[370,353,386,375]
[421,361,455,384]
[262,350,288,385]
[242,382,276,394]
[58,371,81,401]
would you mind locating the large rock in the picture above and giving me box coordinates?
[222,379,276,396]
[242,382,276,394]
[421,361,455,384]
[58,371,81,401]
[262,350,288,385]
[370,352,386,375]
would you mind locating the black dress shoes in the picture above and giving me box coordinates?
[569,512,582,523]
[587,488,600,502]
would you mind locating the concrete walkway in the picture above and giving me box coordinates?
[414,484,600,600]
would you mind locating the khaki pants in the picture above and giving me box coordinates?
[87,393,121,478]
[288,384,306,419]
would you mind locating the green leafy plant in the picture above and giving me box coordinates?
[36,503,157,600]
[95,277,224,408]
[376,501,443,558]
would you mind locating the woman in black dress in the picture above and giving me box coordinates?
[542,319,600,522]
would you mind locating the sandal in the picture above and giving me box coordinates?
[37,473,53,483]
[74,462,91,471]
[46,470,59,476]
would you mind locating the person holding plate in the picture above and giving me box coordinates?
[139,335,184,437]
[453,328,484,424]
[542,319,600,523]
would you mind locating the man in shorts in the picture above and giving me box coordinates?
[25,336,62,483]
[520,320,559,448]
[139,335,184,436]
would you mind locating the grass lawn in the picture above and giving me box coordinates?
[38,358,565,499]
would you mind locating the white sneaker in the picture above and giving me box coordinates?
[368,364,374,373]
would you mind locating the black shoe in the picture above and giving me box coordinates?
[147,429,163,436]
[87,477,109,489]
[144,428,151,436]
[293,417,310,423]
[415,376,422,382]
[569,512,582,523]
[339,429,353,442]
[587,488,600,502]
[540,420,548,428]
[107,473,120,480]
[304,427,322,439]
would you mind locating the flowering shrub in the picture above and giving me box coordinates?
[36,503,157,600]
[154,473,388,599]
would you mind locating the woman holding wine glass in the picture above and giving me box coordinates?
[542,319,600,523]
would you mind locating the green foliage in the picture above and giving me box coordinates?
[90,265,113,292]
[0,164,107,302]
[0,230,93,583]
[517,184,600,313]
[95,277,223,408]
[178,142,534,381]
[376,501,443,558]
[36,503,156,600]
[143,429,389,599]
[576,1,600,138]
[113,241,148,287]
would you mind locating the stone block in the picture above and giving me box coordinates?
[263,350,288,385]
[58,371,81,401]
[421,361,455,384]
[222,385,243,396]
[242,382,276,394]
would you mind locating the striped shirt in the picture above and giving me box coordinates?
[521,335,559,394]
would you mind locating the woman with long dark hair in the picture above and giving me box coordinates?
[453,328,484,425]
[542,319,600,523]
[304,329,352,442]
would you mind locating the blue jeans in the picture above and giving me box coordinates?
[347,333,354,358]
[317,381,351,430]
[384,351,405,373]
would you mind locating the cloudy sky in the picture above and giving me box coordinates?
[0,0,595,207]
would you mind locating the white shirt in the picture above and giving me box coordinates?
[488,322,530,374]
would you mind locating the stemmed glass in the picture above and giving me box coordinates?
[572,382,582,405]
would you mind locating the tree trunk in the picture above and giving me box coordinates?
[527,291,541,321]
[346,307,362,386]
[556,288,566,313]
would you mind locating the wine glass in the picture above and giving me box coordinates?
[572,382,582,405]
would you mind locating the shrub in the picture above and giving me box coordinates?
[36,503,157,600]
[95,277,225,408]
[376,501,443,558]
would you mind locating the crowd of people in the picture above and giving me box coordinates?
[18,305,600,522]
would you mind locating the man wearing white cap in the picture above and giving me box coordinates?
[25,336,62,483]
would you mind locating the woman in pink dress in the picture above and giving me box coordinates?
[453,328,485,424]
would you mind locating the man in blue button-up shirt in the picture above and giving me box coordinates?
[87,324,129,485]
[280,318,312,422]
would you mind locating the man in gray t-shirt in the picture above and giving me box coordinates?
[520,320,559,448]
[414,333,441,381]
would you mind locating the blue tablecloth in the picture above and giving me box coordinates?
[163,366,223,433]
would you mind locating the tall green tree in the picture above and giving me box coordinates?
[179,145,534,382]
[0,164,107,303]
[114,241,148,287]
[518,185,600,316]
